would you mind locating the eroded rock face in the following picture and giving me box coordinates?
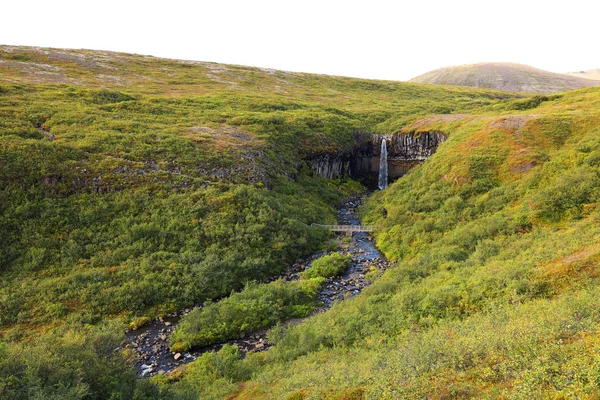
[375,132,447,161]
[308,155,353,180]
[306,131,373,180]
[307,131,447,180]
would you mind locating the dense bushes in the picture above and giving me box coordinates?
[300,253,352,279]
[4,47,600,398]
[230,288,600,399]
[167,252,353,353]
[169,253,352,353]
[170,278,324,352]
[90,89,135,104]
[0,325,138,400]
[157,345,260,399]
[162,88,600,398]
[508,95,553,110]
[0,181,342,328]
[534,166,600,220]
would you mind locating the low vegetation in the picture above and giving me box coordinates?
[169,278,323,353]
[0,46,508,337]
[0,324,139,400]
[0,182,342,333]
[4,45,600,398]
[171,252,352,353]
[299,253,352,279]
[207,86,600,398]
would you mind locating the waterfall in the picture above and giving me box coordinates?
[378,139,388,190]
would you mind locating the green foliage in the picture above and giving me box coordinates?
[0,182,337,328]
[0,46,504,338]
[4,46,600,398]
[508,95,553,110]
[158,345,265,400]
[364,265,381,283]
[299,253,352,279]
[0,325,138,400]
[170,278,323,352]
[90,89,135,104]
[163,87,600,398]
[219,288,600,399]
[534,166,600,221]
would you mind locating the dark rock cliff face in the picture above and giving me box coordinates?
[307,131,447,181]
[306,131,373,180]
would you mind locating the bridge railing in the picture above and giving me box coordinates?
[311,224,375,232]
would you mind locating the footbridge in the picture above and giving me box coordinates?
[312,224,375,236]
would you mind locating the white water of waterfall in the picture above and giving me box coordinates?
[378,139,388,190]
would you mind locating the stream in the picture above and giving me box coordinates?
[125,195,390,377]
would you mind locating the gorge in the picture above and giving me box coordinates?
[307,131,448,184]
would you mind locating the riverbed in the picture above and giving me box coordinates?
[126,195,390,377]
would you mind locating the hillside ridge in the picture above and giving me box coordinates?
[565,68,600,81]
[410,61,599,93]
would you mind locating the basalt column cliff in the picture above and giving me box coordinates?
[308,131,447,182]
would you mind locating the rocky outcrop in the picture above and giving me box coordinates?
[373,132,447,179]
[308,155,353,180]
[373,131,447,160]
[307,131,447,181]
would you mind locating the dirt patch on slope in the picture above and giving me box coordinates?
[488,115,532,137]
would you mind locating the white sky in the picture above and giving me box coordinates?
[2,0,598,81]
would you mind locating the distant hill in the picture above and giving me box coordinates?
[410,62,599,93]
[565,68,600,81]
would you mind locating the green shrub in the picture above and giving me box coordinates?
[0,325,138,400]
[170,278,323,352]
[508,95,551,110]
[0,180,339,330]
[534,166,600,221]
[90,89,135,104]
[300,253,352,279]
[161,345,258,399]
[6,46,600,399]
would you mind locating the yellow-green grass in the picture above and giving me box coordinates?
[5,45,600,399]
[161,87,600,398]
[0,46,517,335]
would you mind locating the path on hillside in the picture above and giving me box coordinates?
[125,195,390,377]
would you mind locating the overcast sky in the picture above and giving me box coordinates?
[2,0,598,81]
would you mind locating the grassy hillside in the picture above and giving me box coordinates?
[166,87,600,399]
[0,45,513,328]
[6,45,600,399]
[410,62,599,93]
[0,46,522,398]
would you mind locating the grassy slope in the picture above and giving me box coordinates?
[171,87,600,399]
[410,62,599,94]
[0,47,512,340]
[7,45,599,399]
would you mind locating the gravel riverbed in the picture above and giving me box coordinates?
[126,195,390,377]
